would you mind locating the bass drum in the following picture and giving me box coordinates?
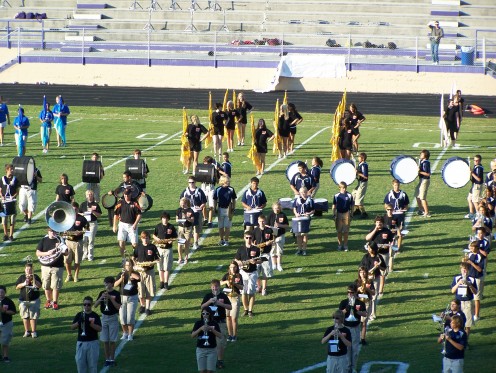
[82,160,103,183]
[138,194,153,213]
[102,194,117,209]
[441,157,470,189]
[285,160,304,182]
[330,158,356,186]
[390,155,417,184]
[12,156,35,186]
[125,159,145,180]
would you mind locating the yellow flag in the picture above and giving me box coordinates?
[205,91,213,149]
[330,90,347,162]
[233,90,241,143]
[283,90,288,105]
[180,107,191,168]
[222,89,229,143]
[272,99,281,154]
[247,114,261,170]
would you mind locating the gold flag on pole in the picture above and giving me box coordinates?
[247,114,261,171]
[330,90,347,162]
[180,107,191,170]
[272,99,281,155]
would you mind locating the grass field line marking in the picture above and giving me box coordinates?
[0,130,183,253]
[102,127,331,373]
[359,361,410,373]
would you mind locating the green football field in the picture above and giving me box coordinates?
[0,104,495,373]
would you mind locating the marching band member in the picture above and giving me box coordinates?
[236,92,253,146]
[310,156,323,198]
[187,115,209,174]
[71,296,102,373]
[114,260,140,341]
[354,266,375,345]
[13,107,30,156]
[365,216,395,295]
[415,149,431,217]
[352,152,368,219]
[338,118,354,160]
[339,284,367,373]
[465,154,484,219]
[15,262,42,338]
[290,161,315,197]
[153,211,178,289]
[1,164,19,242]
[471,204,493,238]
[345,103,365,153]
[293,186,315,256]
[114,171,142,202]
[213,176,237,247]
[383,204,403,252]
[451,262,477,341]
[360,241,386,321]
[241,177,267,212]
[440,299,467,330]
[55,173,75,204]
[278,104,290,158]
[64,202,89,283]
[287,103,303,154]
[221,152,232,178]
[321,309,352,373]
[36,227,69,310]
[437,315,466,373]
[220,261,243,342]
[39,100,53,153]
[180,176,207,250]
[133,231,159,316]
[253,215,274,296]
[0,96,10,146]
[254,119,274,176]
[267,201,289,272]
[191,306,221,373]
[132,149,149,192]
[85,153,104,202]
[0,285,16,363]
[94,276,121,367]
[383,179,409,235]
[475,227,491,275]
[113,189,142,260]
[235,230,263,318]
[79,190,102,262]
[176,197,195,264]
[224,100,240,153]
[465,241,485,321]
[200,279,232,370]
[52,95,70,147]
[332,182,353,252]
[211,102,226,161]
[201,156,223,230]
[19,165,42,225]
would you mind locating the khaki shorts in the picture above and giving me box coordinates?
[473,278,483,300]
[270,235,285,256]
[461,300,473,328]
[119,294,138,325]
[217,321,227,348]
[415,178,430,200]
[257,256,273,279]
[65,240,83,265]
[178,226,192,241]
[196,347,217,371]
[352,181,368,206]
[138,269,156,298]
[469,183,483,204]
[41,266,64,290]
[158,247,173,272]
[226,296,240,319]
[19,299,40,319]
[218,207,232,229]
[335,212,351,233]
[100,314,119,342]
[0,321,13,345]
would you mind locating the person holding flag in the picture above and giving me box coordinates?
[13,106,29,157]
[254,118,274,176]
[53,95,70,147]
[39,96,53,154]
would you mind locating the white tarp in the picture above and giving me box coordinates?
[280,54,347,78]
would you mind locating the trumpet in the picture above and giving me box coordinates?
[333,324,340,351]
[80,307,86,337]
[345,296,358,322]
[210,288,220,317]
[202,317,210,346]
[103,287,109,312]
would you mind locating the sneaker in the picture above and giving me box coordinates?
[23,215,28,222]
[8,236,13,241]
[87,257,93,262]
[65,275,73,283]
[104,360,111,367]
[248,311,254,317]
[227,336,233,342]
[219,240,225,246]
[231,336,237,342]
[28,219,32,224]
[237,142,241,146]
[73,275,78,283]
[127,334,133,341]
[261,289,267,296]
[423,213,432,218]
[241,142,244,146]
[208,222,213,228]
[164,282,170,290]
[368,315,376,321]
[120,333,129,340]
[44,301,52,309]
[464,213,474,219]
[3,357,11,363]
[473,315,479,322]
[295,250,302,255]
[139,306,146,314]
[2,235,7,241]
[277,265,283,272]
[223,240,229,246]
[23,331,31,338]
[52,302,59,310]
[302,250,307,256]
[243,310,248,317]
[360,339,367,345]
[378,292,384,300]
[159,281,164,289]
[145,309,152,316]
[343,246,349,252]
[417,210,424,216]
[31,332,37,338]
[177,259,182,264]
[192,243,199,250]
[216,360,225,369]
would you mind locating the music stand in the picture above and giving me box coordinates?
[143,8,155,30]
[218,9,229,32]
[169,0,181,10]
[206,0,221,11]
[189,0,201,11]
[0,0,11,7]
[129,0,142,10]
[149,0,162,11]
[184,8,197,31]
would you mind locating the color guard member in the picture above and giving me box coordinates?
[0,96,10,146]
[236,92,253,146]
[13,107,30,156]
[211,102,226,160]
[224,100,240,153]
[15,262,42,338]
[153,211,178,289]
[39,100,53,153]
[53,95,70,147]
[287,103,303,154]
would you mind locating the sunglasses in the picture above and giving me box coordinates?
[201,312,210,316]
[188,181,195,184]
[83,303,92,306]
[244,237,252,239]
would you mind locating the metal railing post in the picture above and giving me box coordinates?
[214,31,217,68]
[147,27,151,66]
[415,36,418,73]
[7,21,11,48]
[41,19,44,49]
[17,27,21,63]
[482,38,486,74]
[82,28,85,65]
[347,34,351,71]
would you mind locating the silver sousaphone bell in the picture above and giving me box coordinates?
[45,201,76,232]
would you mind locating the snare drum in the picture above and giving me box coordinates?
[138,194,153,213]
[330,159,356,186]
[286,161,304,182]
[292,216,310,234]
[390,155,418,184]
[2,199,17,216]
[101,194,117,210]
[279,198,293,210]
[441,157,470,189]
[244,209,262,226]
[314,198,329,212]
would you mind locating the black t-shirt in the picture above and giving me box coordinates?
[114,200,141,224]
[201,292,231,322]
[0,296,16,324]
[235,245,260,273]
[133,243,160,263]
[187,124,208,144]
[221,272,242,298]
[176,207,194,228]
[267,212,288,237]
[339,298,366,328]
[255,128,274,153]
[79,201,102,222]
[36,235,64,268]
[253,226,274,254]
[67,214,89,242]
[73,311,101,342]
[193,319,220,349]
[360,254,385,279]
[55,184,75,203]
[96,289,121,316]
[369,227,395,254]
[154,223,178,249]
[116,271,139,296]
[15,274,42,301]
[238,100,253,124]
[323,325,351,356]
[383,214,400,233]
